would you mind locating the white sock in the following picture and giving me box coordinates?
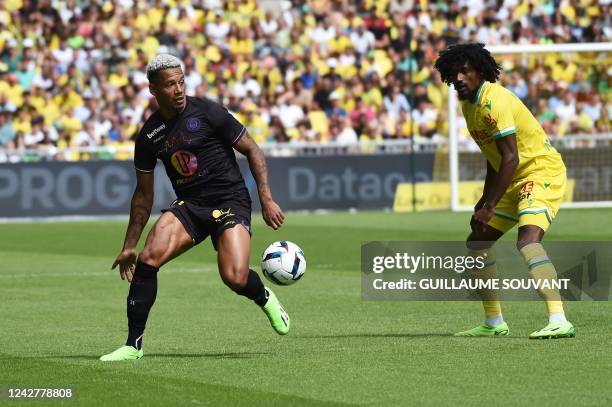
[485,315,504,326]
[549,312,567,324]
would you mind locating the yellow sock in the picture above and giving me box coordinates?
[469,247,503,325]
[519,242,566,321]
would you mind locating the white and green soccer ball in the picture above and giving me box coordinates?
[261,241,306,286]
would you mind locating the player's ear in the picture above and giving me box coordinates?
[149,84,157,96]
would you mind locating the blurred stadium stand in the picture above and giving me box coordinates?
[0,0,610,162]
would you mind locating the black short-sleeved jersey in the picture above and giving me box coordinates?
[134,96,251,206]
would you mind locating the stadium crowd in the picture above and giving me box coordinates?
[0,0,610,161]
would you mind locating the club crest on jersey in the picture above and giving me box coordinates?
[171,150,198,176]
[186,118,201,132]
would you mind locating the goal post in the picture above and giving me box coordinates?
[448,42,612,211]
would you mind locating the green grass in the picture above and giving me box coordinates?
[1,209,611,406]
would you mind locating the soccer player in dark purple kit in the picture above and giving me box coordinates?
[100,54,289,361]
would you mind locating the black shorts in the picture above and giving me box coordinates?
[162,199,252,250]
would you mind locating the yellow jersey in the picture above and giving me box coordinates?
[460,81,565,180]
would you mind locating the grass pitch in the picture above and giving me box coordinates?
[1,209,611,406]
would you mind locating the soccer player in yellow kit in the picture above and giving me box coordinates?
[434,43,575,339]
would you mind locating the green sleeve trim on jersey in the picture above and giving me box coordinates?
[135,167,155,173]
[493,128,516,139]
[518,207,553,223]
[494,210,519,222]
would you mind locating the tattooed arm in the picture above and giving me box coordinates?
[111,170,154,281]
[234,131,285,229]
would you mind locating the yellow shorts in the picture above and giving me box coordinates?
[488,174,566,233]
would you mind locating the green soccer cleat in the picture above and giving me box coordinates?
[99,345,143,361]
[529,321,576,339]
[261,288,290,335]
[454,322,510,337]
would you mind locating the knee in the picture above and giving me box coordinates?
[220,267,248,292]
[466,234,494,252]
[138,248,162,269]
[517,226,544,251]
[466,237,476,251]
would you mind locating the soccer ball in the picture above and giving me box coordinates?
[261,241,306,286]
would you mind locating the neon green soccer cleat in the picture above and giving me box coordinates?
[261,288,290,335]
[529,321,575,339]
[454,322,510,337]
[99,345,143,361]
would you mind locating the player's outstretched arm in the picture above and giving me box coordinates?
[234,132,285,230]
[112,170,154,281]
